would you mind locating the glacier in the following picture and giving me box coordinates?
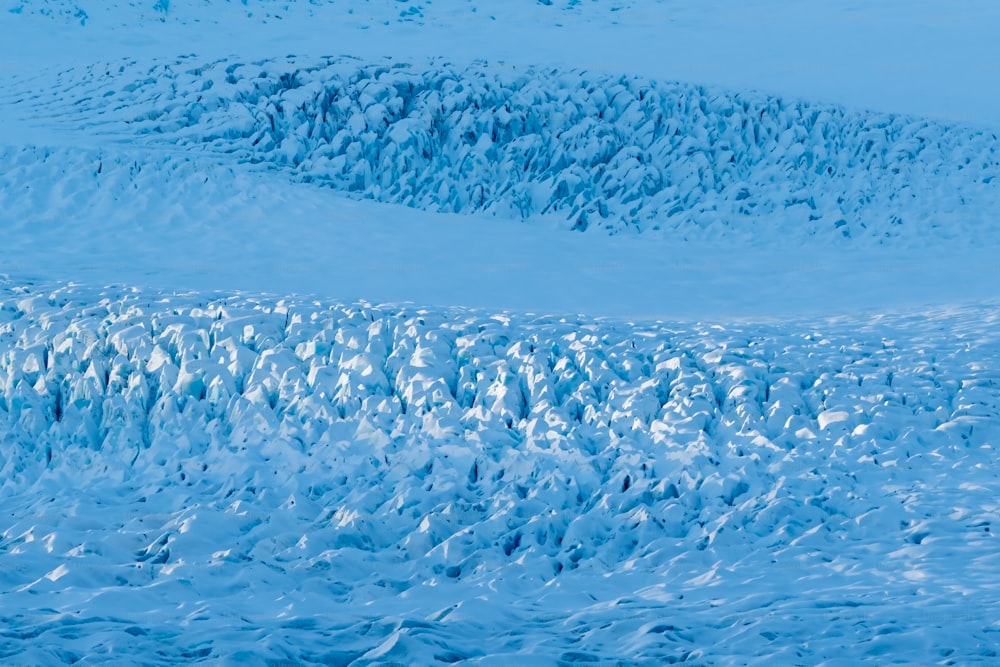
[2,282,999,664]
[1,1,1000,665]
[7,54,1000,240]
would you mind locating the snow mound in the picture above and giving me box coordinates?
[7,55,1000,242]
[3,281,1000,663]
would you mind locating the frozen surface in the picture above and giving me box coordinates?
[2,1,1000,665]
[2,282,1000,665]
[7,55,1000,239]
[3,139,1000,321]
[3,54,1000,319]
[4,0,1000,127]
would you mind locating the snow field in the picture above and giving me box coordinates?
[6,55,1000,242]
[2,281,999,664]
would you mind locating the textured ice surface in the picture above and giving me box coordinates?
[4,1,1000,665]
[6,55,1000,240]
[2,282,1000,664]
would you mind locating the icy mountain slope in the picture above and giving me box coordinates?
[2,281,1000,664]
[6,55,1000,240]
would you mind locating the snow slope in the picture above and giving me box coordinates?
[6,139,1000,322]
[2,1,1000,665]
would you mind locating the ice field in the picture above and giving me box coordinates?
[1,1,1000,665]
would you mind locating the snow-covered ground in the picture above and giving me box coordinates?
[2,1,1000,665]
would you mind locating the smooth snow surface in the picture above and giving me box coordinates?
[2,1,1000,665]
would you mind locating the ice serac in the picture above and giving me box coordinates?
[6,55,1000,243]
[1,281,999,663]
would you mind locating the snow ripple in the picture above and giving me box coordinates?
[2,282,1000,664]
[8,55,1000,242]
